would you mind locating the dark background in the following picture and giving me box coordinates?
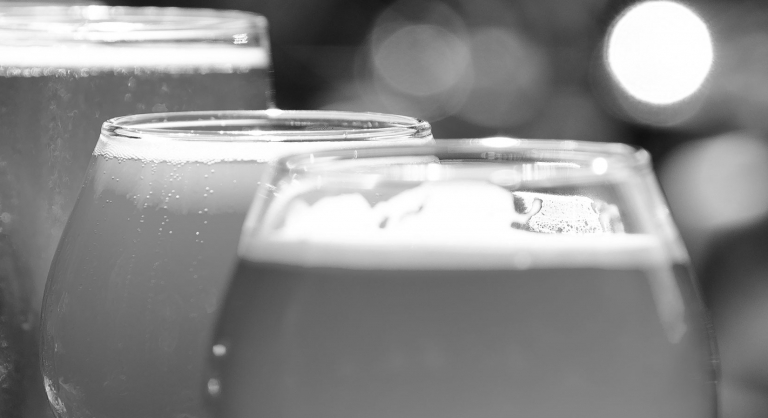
[34,0,768,416]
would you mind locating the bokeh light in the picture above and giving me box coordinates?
[660,132,768,235]
[606,0,713,105]
[358,1,473,121]
[373,24,470,97]
[458,26,550,128]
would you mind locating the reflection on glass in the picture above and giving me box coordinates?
[208,140,718,418]
[39,110,432,418]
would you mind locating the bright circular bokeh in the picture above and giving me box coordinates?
[660,132,768,233]
[372,23,470,97]
[606,0,713,105]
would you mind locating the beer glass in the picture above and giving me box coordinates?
[0,5,270,417]
[207,139,718,418]
[40,110,432,418]
[0,4,272,312]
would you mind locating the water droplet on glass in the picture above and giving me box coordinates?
[212,344,227,357]
[207,378,221,396]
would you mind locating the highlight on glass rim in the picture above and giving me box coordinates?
[9,0,768,416]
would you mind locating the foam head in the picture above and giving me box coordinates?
[275,181,624,239]
[0,5,269,71]
[243,179,676,270]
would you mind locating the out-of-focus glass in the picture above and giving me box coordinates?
[0,4,273,311]
[40,110,432,418]
[0,5,270,417]
[208,139,718,418]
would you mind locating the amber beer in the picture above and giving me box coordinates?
[40,111,433,418]
[216,236,715,418]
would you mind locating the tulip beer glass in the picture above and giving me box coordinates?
[40,110,432,418]
[208,139,718,418]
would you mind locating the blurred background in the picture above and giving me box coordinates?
[14,0,768,416]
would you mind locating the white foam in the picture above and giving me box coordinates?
[242,182,678,269]
[377,181,516,231]
[0,44,268,72]
[93,132,434,165]
[243,231,672,270]
[273,183,620,239]
[516,191,610,234]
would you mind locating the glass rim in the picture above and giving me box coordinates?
[101,110,433,143]
[0,4,267,43]
[238,138,688,268]
[276,137,651,177]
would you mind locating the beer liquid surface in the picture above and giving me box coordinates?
[0,47,269,418]
[214,247,717,418]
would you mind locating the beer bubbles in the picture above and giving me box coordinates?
[0,6,271,418]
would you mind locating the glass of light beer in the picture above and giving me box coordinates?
[0,5,270,417]
[0,4,272,312]
[40,110,432,418]
[207,138,718,418]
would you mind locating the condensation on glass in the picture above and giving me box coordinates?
[0,6,272,418]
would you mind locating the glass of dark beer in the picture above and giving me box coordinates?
[40,110,432,418]
[208,138,718,418]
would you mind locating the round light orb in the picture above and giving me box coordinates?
[373,23,469,97]
[606,1,713,105]
[660,132,768,232]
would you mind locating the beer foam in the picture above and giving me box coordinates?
[274,182,620,239]
[93,132,434,165]
[0,44,268,73]
[515,192,606,234]
[242,182,679,269]
[244,231,672,270]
